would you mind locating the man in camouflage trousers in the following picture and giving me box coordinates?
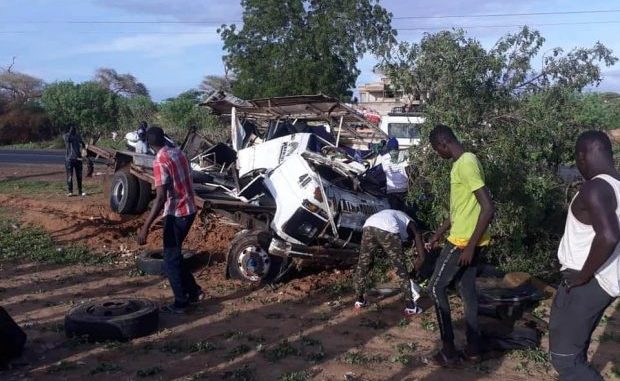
[354,209,426,316]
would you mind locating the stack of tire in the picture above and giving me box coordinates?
[110,171,152,214]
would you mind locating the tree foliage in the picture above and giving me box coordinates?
[41,81,121,135]
[219,0,396,99]
[381,28,618,278]
[0,70,45,104]
[159,90,226,141]
[94,67,149,98]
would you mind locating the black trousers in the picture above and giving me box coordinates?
[163,214,201,307]
[428,242,485,352]
[65,159,83,194]
[549,272,614,381]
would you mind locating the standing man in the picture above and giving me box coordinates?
[137,127,203,314]
[354,209,426,316]
[426,124,495,365]
[549,130,619,381]
[63,125,86,197]
[135,121,149,154]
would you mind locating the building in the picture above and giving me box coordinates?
[356,76,420,116]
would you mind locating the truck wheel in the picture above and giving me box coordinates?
[110,171,139,214]
[227,230,283,284]
[136,249,198,276]
[65,298,158,342]
[134,179,153,214]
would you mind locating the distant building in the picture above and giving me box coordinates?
[357,76,420,116]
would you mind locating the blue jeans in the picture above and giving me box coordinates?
[163,214,200,307]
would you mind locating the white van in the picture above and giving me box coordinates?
[379,109,425,149]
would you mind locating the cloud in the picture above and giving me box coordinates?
[77,28,221,56]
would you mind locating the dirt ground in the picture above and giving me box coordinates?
[0,164,618,381]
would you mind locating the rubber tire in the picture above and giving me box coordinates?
[134,179,153,214]
[136,249,198,276]
[0,307,26,365]
[227,230,283,285]
[110,171,139,214]
[65,298,158,342]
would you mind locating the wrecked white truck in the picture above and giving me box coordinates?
[88,95,395,284]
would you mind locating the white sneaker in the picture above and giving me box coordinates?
[404,305,423,316]
[354,300,368,310]
[410,279,422,302]
[80,192,87,197]
[66,193,74,197]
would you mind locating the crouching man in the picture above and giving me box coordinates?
[137,127,203,314]
[353,209,426,316]
[549,130,620,381]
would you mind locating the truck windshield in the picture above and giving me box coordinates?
[388,123,420,139]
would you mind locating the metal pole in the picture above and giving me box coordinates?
[335,115,344,147]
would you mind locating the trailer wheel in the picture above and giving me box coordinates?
[227,230,283,284]
[65,298,158,342]
[133,179,153,214]
[110,171,139,214]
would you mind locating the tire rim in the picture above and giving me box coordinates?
[113,180,125,203]
[85,299,142,317]
[237,245,271,282]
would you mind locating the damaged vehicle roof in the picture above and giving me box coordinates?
[203,94,388,146]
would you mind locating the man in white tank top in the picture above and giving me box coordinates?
[549,130,620,381]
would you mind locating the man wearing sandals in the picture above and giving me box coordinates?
[353,209,426,316]
[137,127,204,314]
[549,131,619,381]
[426,125,495,365]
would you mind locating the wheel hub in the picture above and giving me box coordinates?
[86,299,141,317]
[113,181,125,201]
[237,245,271,282]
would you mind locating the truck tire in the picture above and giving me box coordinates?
[110,171,139,214]
[65,298,158,342]
[0,307,26,365]
[227,230,283,285]
[134,179,153,214]
[136,249,198,276]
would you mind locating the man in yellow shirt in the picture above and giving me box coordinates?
[426,124,495,366]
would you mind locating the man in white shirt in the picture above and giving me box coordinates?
[549,130,620,381]
[353,209,426,316]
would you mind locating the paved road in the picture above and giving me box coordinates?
[0,149,66,165]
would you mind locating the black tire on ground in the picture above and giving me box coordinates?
[65,298,158,342]
[136,249,198,276]
[0,306,26,365]
[134,179,153,214]
[227,230,283,285]
[110,171,140,214]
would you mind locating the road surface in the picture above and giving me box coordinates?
[0,149,65,165]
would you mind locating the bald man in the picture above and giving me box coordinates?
[549,130,620,381]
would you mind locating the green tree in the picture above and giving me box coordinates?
[118,95,158,130]
[219,0,396,99]
[41,81,121,136]
[159,90,226,142]
[381,28,617,278]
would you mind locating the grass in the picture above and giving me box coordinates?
[511,348,550,374]
[90,362,121,375]
[189,340,217,353]
[227,344,251,359]
[0,178,102,196]
[0,136,65,150]
[342,351,386,365]
[598,332,620,343]
[221,365,255,381]
[136,366,163,378]
[360,318,388,330]
[389,342,417,365]
[420,317,438,332]
[279,371,309,381]
[0,220,109,265]
[263,340,300,362]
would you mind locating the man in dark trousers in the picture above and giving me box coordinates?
[426,124,495,365]
[63,125,86,196]
[353,208,426,316]
[549,130,619,381]
[137,127,203,314]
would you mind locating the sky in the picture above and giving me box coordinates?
[2,0,620,101]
